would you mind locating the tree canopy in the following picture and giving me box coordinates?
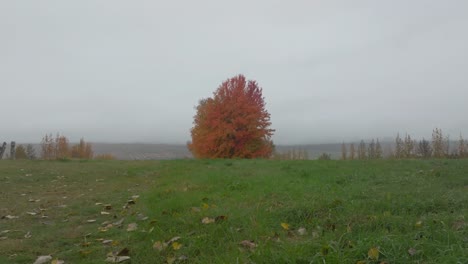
[188,74,274,158]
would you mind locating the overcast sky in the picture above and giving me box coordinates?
[1,0,467,144]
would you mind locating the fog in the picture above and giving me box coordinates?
[1,0,467,144]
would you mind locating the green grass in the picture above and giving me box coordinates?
[0,159,467,263]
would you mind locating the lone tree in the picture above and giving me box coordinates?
[188,74,275,158]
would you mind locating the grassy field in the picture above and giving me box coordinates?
[0,159,466,264]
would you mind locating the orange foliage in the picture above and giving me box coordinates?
[71,138,93,159]
[188,74,275,158]
[55,134,70,159]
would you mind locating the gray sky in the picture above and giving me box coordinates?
[1,0,467,144]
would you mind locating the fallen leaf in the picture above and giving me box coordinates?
[95,202,103,206]
[202,217,215,224]
[113,218,124,227]
[172,242,182,250]
[105,256,131,263]
[368,247,380,260]
[452,219,465,231]
[408,247,417,256]
[103,240,113,245]
[126,223,137,232]
[87,219,97,223]
[167,236,181,244]
[297,227,307,236]
[82,242,91,247]
[1,230,10,234]
[415,221,423,228]
[24,231,32,238]
[26,212,37,216]
[137,213,148,221]
[3,215,19,219]
[153,241,166,251]
[281,222,290,230]
[51,259,65,264]
[202,203,209,210]
[98,227,109,232]
[166,256,176,264]
[33,255,52,264]
[0,237,7,240]
[239,240,257,249]
[104,204,112,210]
[191,207,201,213]
[132,195,140,200]
[101,211,110,215]
[178,255,188,261]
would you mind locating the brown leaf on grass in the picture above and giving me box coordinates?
[297,227,307,236]
[368,247,380,260]
[452,219,465,231]
[239,240,257,249]
[167,236,181,244]
[51,259,65,264]
[105,256,130,263]
[103,240,113,245]
[408,247,417,256]
[33,255,52,264]
[104,204,112,210]
[126,223,137,232]
[281,222,290,230]
[137,213,148,221]
[86,219,97,223]
[3,215,19,219]
[202,217,215,224]
[113,218,124,227]
[153,241,167,252]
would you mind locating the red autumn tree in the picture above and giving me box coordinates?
[188,74,275,158]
